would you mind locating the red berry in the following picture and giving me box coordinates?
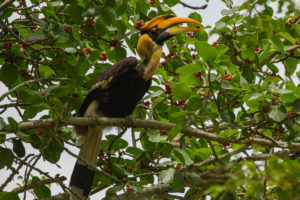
[295,41,299,45]
[29,24,37,30]
[126,187,132,191]
[286,110,293,117]
[246,138,254,146]
[201,92,206,96]
[83,48,91,54]
[212,41,218,46]
[72,93,79,98]
[186,32,191,36]
[78,50,85,56]
[42,92,47,96]
[165,81,171,88]
[64,27,71,34]
[296,16,299,20]
[235,101,239,105]
[288,18,293,23]
[150,0,155,5]
[144,101,150,107]
[86,18,95,26]
[226,76,232,81]
[196,25,200,29]
[98,155,103,159]
[159,129,167,134]
[175,139,180,143]
[118,151,123,156]
[110,39,120,47]
[190,35,194,38]
[161,61,166,66]
[173,44,177,48]
[127,166,133,172]
[192,54,197,59]
[195,72,202,77]
[168,53,173,58]
[17,133,22,137]
[174,166,181,170]
[4,42,12,49]
[269,73,277,77]
[233,27,238,33]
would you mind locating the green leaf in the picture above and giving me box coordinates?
[188,12,202,23]
[106,185,124,197]
[148,130,168,143]
[268,105,286,122]
[176,64,203,74]
[168,120,185,141]
[12,139,25,158]
[266,62,279,73]
[0,147,14,169]
[81,2,102,17]
[172,148,194,166]
[126,147,143,156]
[294,99,300,115]
[278,32,295,44]
[0,192,20,200]
[220,112,235,124]
[173,82,192,99]
[215,21,227,30]
[187,97,203,111]
[159,168,176,183]
[221,81,235,89]
[0,64,18,85]
[269,35,284,52]
[195,41,217,60]
[25,33,45,42]
[72,24,80,40]
[32,176,51,198]
[43,138,64,163]
[8,117,18,132]
[64,47,78,54]
[163,0,180,7]
[284,57,298,76]
[216,44,229,57]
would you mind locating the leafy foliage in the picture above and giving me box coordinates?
[0,0,299,199]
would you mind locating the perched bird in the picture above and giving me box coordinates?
[69,15,201,200]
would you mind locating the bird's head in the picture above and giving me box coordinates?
[137,15,201,59]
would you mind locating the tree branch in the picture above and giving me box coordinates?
[0,77,70,101]
[0,0,14,11]
[2,117,300,149]
[179,1,208,9]
[13,175,67,194]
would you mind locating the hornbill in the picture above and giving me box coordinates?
[69,15,201,200]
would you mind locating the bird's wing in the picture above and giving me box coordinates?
[78,56,138,117]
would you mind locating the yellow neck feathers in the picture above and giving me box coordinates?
[137,34,162,81]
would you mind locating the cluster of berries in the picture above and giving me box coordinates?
[100,52,108,61]
[135,20,144,30]
[165,81,172,94]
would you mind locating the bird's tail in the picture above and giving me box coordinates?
[69,126,103,200]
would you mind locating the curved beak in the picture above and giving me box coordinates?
[142,15,201,31]
[142,15,202,43]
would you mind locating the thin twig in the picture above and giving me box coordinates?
[0,77,70,101]
[179,1,208,9]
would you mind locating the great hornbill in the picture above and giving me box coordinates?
[69,15,201,200]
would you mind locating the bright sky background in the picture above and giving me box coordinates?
[0,0,299,199]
